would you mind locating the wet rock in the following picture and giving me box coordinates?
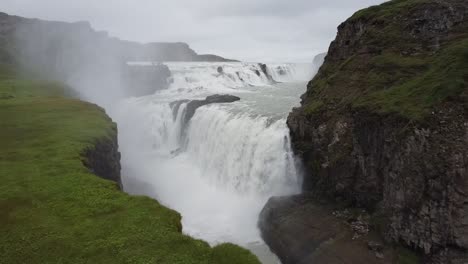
[82,128,121,188]
[350,217,369,239]
[367,241,384,252]
[236,72,245,82]
[259,195,394,264]
[171,94,240,125]
[258,63,276,83]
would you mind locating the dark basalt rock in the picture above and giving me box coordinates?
[287,103,468,262]
[82,127,122,188]
[261,1,468,263]
[184,94,240,124]
[258,63,276,83]
[170,94,240,125]
[259,195,395,264]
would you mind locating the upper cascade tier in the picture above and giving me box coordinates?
[127,62,317,96]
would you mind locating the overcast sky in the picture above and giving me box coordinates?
[2,0,387,62]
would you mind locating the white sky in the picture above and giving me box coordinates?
[2,0,387,62]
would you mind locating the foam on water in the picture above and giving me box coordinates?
[111,61,317,263]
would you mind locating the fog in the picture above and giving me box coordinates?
[6,1,387,263]
[4,0,387,62]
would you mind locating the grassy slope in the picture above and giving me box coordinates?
[0,65,259,264]
[304,0,468,120]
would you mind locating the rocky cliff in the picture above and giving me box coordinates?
[0,11,235,92]
[0,12,233,64]
[82,123,122,187]
[261,0,468,263]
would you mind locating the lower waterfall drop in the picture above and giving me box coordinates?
[112,61,314,263]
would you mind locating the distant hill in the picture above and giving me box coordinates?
[0,11,235,78]
[0,11,237,100]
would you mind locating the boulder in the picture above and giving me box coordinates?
[259,195,395,264]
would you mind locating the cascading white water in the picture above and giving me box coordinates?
[112,61,314,263]
[128,61,316,95]
[266,63,316,83]
[185,106,298,195]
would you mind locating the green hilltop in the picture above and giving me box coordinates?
[0,63,259,263]
[304,0,468,120]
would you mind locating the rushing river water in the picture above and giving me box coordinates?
[111,62,317,263]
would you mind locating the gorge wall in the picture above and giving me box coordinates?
[261,0,468,263]
[83,124,122,187]
[0,11,234,65]
[0,12,235,101]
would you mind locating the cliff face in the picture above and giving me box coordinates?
[0,12,232,64]
[0,11,234,87]
[263,0,468,263]
[82,125,122,187]
[0,74,260,263]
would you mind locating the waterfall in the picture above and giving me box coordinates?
[266,63,316,83]
[127,61,315,94]
[185,106,298,195]
[112,61,310,261]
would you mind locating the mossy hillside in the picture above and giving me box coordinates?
[303,0,468,120]
[0,70,260,263]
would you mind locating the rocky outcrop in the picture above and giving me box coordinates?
[286,104,468,262]
[261,0,468,263]
[82,124,122,188]
[258,63,276,84]
[184,94,240,124]
[171,94,240,125]
[123,63,172,97]
[260,195,397,264]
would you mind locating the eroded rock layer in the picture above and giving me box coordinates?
[261,1,468,263]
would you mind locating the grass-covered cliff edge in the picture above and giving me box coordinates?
[0,65,259,263]
[260,0,468,264]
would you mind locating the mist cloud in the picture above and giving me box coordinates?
[3,0,387,62]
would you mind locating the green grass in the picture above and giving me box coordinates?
[351,0,428,21]
[303,0,468,120]
[0,67,260,263]
[355,39,468,119]
[304,100,324,114]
